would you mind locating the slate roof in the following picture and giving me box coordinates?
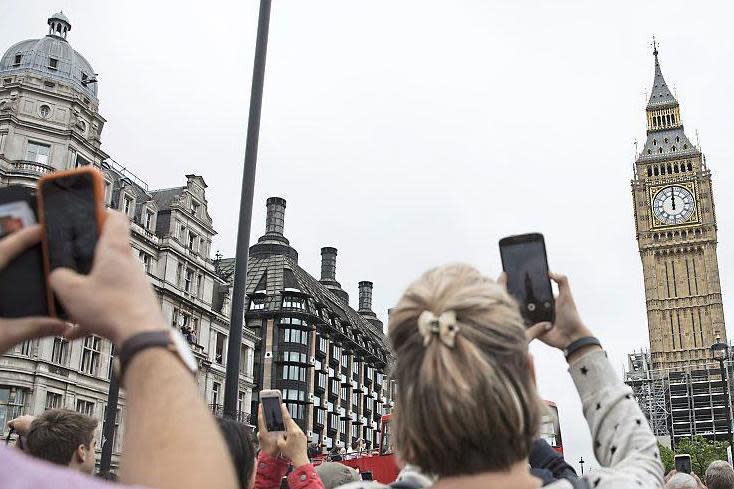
[638,127,698,163]
[647,50,678,110]
[151,187,185,211]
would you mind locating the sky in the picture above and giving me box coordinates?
[4,0,734,473]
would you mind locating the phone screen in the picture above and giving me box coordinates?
[262,396,285,432]
[40,172,99,274]
[675,455,691,474]
[499,234,554,324]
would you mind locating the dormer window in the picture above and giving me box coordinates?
[48,57,58,70]
[144,209,155,230]
[653,139,657,146]
[122,195,133,216]
[191,201,200,216]
[249,298,265,311]
[282,295,305,309]
[13,54,21,66]
[81,72,88,82]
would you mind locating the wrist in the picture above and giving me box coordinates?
[290,454,310,468]
[567,344,602,365]
[112,319,168,346]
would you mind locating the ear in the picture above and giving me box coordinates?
[528,353,537,386]
[76,444,87,463]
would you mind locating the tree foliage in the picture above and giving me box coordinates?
[674,435,729,478]
[658,442,674,474]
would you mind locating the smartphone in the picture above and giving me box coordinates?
[260,389,285,432]
[0,186,48,318]
[37,167,106,317]
[675,454,691,474]
[361,472,374,481]
[499,233,555,325]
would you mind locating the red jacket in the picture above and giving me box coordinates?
[254,451,325,489]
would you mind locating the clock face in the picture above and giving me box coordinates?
[652,186,696,225]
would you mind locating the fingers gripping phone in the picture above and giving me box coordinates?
[37,168,106,318]
[499,233,555,325]
[675,454,691,474]
[260,389,286,432]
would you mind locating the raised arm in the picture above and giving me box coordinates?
[49,212,237,489]
[527,273,664,488]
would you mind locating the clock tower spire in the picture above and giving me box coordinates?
[632,44,726,371]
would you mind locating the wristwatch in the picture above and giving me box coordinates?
[113,329,198,383]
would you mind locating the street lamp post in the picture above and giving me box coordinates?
[579,457,585,475]
[222,0,272,419]
[711,336,733,448]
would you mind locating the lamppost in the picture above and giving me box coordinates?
[579,457,585,475]
[711,336,733,448]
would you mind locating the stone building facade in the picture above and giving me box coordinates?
[0,12,256,463]
[219,197,394,451]
[631,44,726,372]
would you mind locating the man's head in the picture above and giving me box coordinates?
[315,462,360,489]
[665,473,698,489]
[706,460,734,489]
[26,409,98,474]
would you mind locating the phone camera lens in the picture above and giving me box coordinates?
[527,303,536,311]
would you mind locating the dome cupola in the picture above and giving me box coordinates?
[0,11,98,100]
[47,11,71,39]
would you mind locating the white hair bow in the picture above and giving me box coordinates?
[417,310,460,348]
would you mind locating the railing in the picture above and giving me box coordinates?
[105,158,149,191]
[11,160,55,174]
[209,404,251,425]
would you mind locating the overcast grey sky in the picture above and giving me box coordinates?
[4,0,734,472]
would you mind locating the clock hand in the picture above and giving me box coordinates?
[671,187,676,211]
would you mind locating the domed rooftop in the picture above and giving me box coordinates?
[0,12,97,100]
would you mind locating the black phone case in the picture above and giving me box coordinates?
[0,186,49,318]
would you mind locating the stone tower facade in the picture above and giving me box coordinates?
[632,45,726,371]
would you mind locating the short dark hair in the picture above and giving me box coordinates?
[26,409,98,466]
[216,417,256,488]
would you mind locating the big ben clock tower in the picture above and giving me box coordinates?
[632,43,726,371]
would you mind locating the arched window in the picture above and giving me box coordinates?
[659,148,663,154]
[664,138,669,143]
[648,149,652,155]
[671,114,676,124]
[683,144,688,149]
[667,164,672,173]
[653,139,657,146]
[647,167,653,177]
[674,164,679,173]
[654,166,659,176]
[671,145,676,152]
[687,162,693,171]
[666,115,671,125]
[676,136,680,143]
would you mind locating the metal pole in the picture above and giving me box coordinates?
[223,0,272,418]
[721,358,733,447]
[99,369,120,473]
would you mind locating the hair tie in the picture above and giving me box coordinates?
[417,310,459,348]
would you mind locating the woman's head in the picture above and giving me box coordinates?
[216,417,256,489]
[388,264,543,477]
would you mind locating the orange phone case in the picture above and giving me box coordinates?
[36,167,107,318]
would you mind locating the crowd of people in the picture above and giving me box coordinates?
[0,209,732,488]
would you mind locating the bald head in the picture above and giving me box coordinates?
[665,473,698,489]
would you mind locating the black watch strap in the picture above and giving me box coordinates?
[117,331,171,378]
[563,336,601,360]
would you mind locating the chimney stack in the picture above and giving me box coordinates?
[358,281,373,313]
[320,247,338,282]
[265,197,286,237]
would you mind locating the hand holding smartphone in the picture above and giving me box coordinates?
[260,389,286,432]
[674,454,691,474]
[499,233,555,325]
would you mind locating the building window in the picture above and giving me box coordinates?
[249,298,265,310]
[101,407,121,452]
[48,57,58,70]
[215,332,226,365]
[13,53,21,66]
[144,209,155,230]
[317,372,327,390]
[122,195,133,216]
[80,336,101,376]
[0,388,26,431]
[282,365,306,382]
[188,232,198,252]
[138,251,152,273]
[75,399,95,416]
[240,346,252,376]
[39,104,50,118]
[319,337,328,355]
[26,141,50,165]
[316,407,326,426]
[212,382,220,407]
[283,328,309,345]
[179,224,186,242]
[45,392,63,410]
[283,351,307,363]
[185,268,194,292]
[238,391,247,415]
[282,296,305,309]
[196,274,203,297]
[191,201,200,216]
[286,402,304,421]
[51,337,69,365]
